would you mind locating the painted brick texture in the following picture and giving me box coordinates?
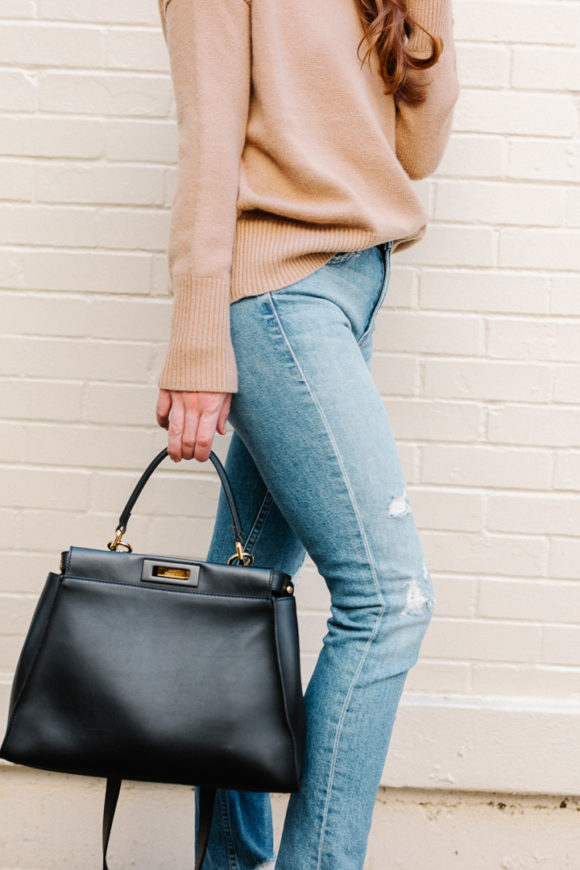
[0,1,579,779]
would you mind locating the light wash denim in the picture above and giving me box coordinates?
[194,241,436,870]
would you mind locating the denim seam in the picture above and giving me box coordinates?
[218,790,240,870]
[264,297,387,611]
[244,488,275,553]
[357,242,391,346]
[265,291,387,869]
[317,613,384,869]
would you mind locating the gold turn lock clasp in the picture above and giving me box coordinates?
[227,539,254,566]
[153,565,190,580]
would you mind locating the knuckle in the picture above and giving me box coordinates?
[201,398,221,413]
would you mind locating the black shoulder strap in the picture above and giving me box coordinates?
[102,777,121,868]
[102,777,216,870]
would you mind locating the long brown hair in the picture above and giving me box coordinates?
[355,0,443,104]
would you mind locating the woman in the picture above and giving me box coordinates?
[155,0,460,867]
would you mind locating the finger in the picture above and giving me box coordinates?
[167,394,186,461]
[156,389,172,429]
[181,396,200,461]
[194,404,221,463]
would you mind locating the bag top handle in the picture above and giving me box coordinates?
[107,448,253,566]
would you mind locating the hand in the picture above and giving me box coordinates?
[155,389,232,463]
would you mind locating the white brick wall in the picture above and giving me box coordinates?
[371,0,580,728]
[0,0,579,804]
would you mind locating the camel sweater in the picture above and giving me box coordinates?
[156,0,460,393]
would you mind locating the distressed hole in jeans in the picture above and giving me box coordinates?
[387,489,412,518]
[401,558,436,615]
[422,558,436,608]
[401,576,430,615]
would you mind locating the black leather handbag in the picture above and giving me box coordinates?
[0,446,306,869]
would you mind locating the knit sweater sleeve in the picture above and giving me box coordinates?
[395,0,460,180]
[156,0,251,393]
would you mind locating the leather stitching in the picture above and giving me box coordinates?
[244,488,274,554]
[62,574,272,601]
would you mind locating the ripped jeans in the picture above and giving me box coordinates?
[194,241,436,870]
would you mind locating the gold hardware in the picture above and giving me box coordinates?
[285,584,294,595]
[153,565,190,580]
[107,526,133,553]
[227,539,254,566]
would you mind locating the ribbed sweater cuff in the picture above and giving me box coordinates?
[157,275,239,393]
[406,0,451,53]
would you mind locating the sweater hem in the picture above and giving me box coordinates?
[229,219,426,301]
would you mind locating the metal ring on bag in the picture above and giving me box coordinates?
[227,540,254,566]
[107,526,133,553]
